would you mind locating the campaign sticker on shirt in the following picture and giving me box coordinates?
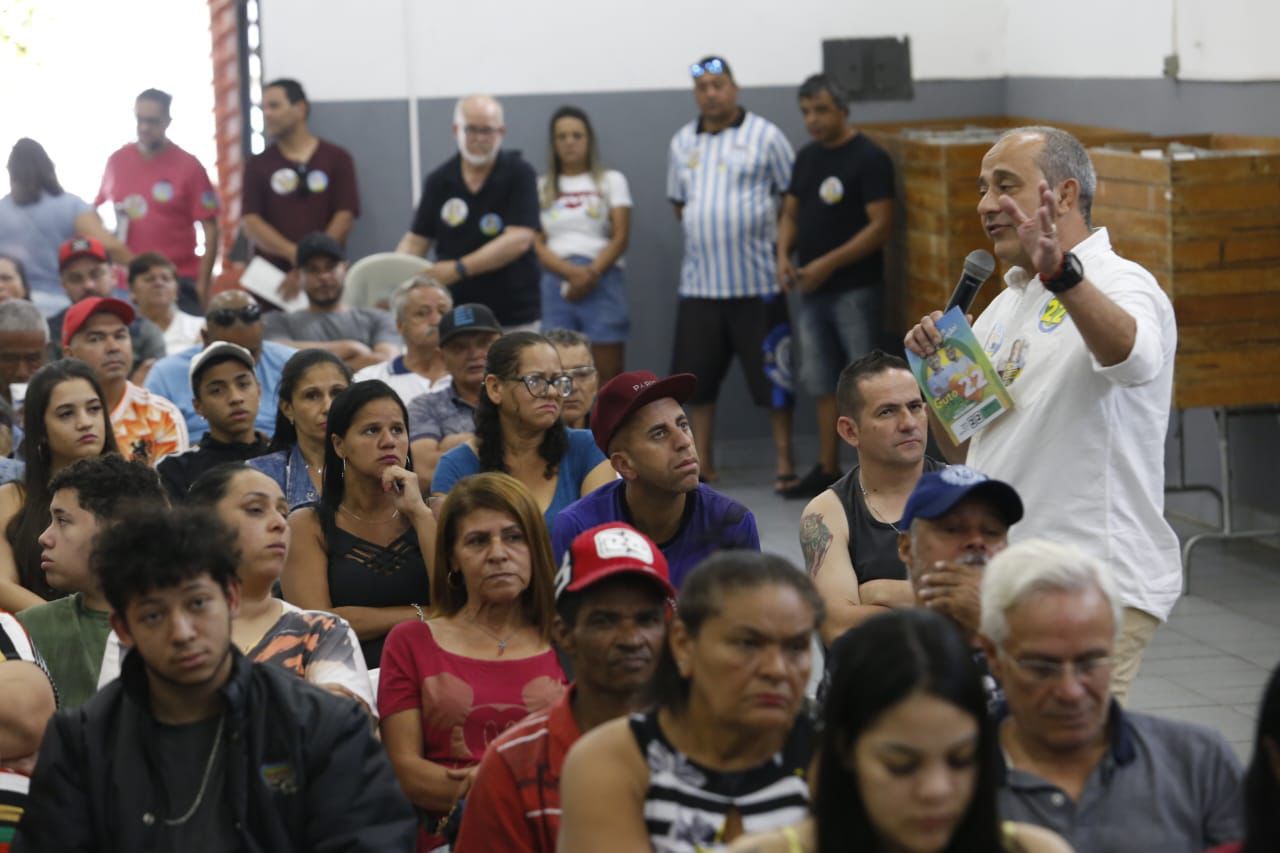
[441,197,469,227]
[984,321,1005,356]
[306,169,330,194]
[121,193,148,220]
[151,180,174,203]
[271,168,299,195]
[479,213,504,236]
[200,189,218,211]
[819,176,845,205]
[585,198,603,219]
[685,151,700,170]
[998,338,1029,385]
[1038,296,1068,333]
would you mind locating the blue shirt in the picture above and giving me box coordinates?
[0,191,91,315]
[431,429,606,527]
[551,480,760,590]
[248,444,318,510]
[144,340,295,441]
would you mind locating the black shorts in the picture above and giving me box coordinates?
[671,296,792,408]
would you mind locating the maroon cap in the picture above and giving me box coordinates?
[58,237,108,271]
[554,522,676,602]
[62,297,135,347]
[590,370,697,453]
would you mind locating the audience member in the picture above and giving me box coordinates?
[0,139,130,315]
[379,471,566,851]
[431,332,612,525]
[354,276,453,403]
[800,351,943,644]
[13,507,416,851]
[185,463,373,712]
[545,328,598,430]
[534,106,632,381]
[0,299,50,415]
[667,56,796,489]
[396,95,541,330]
[1207,661,1280,853]
[249,348,352,509]
[241,78,360,271]
[407,303,500,482]
[551,370,758,589]
[127,252,204,354]
[50,238,166,378]
[980,539,1243,851]
[0,253,28,302]
[96,88,220,312]
[156,343,270,500]
[0,612,57,846]
[559,551,821,851]
[454,521,674,853]
[61,296,187,465]
[0,360,119,611]
[145,289,294,440]
[778,74,894,499]
[15,455,167,707]
[906,125,1179,701]
[283,380,433,666]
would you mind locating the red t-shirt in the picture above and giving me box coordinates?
[95,142,219,279]
[241,139,360,269]
[453,685,581,853]
[378,620,566,851]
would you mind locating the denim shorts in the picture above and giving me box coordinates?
[797,285,881,395]
[539,255,630,344]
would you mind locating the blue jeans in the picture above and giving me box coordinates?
[797,285,880,395]
[539,255,630,343]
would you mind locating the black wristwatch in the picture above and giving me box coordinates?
[1042,251,1083,294]
[454,259,469,280]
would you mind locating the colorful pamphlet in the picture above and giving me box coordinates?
[906,307,1015,443]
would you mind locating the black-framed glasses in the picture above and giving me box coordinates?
[512,373,573,398]
[690,57,727,78]
[207,303,262,327]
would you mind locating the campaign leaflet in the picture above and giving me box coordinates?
[906,307,1014,444]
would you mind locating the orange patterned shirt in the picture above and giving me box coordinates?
[109,382,189,466]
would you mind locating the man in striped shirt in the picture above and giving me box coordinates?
[667,56,798,489]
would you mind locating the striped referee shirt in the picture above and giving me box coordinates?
[667,110,795,299]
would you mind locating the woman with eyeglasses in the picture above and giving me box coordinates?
[430,332,613,526]
[250,348,353,509]
[533,106,632,384]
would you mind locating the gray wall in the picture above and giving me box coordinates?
[310,77,1280,527]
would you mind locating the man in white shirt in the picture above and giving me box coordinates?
[905,126,1178,702]
[354,277,453,405]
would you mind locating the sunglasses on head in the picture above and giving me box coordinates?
[207,303,262,327]
[690,58,728,78]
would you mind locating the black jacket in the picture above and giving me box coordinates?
[15,647,415,852]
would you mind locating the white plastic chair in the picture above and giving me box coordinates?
[342,252,431,310]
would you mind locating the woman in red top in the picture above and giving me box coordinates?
[379,471,566,850]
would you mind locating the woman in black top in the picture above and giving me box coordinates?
[283,379,434,667]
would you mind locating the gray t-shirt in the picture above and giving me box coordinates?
[263,307,399,349]
[0,191,91,314]
[406,385,476,441]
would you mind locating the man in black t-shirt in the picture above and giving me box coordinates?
[395,95,541,328]
[778,74,895,499]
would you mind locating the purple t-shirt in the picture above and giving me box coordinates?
[551,480,760,590]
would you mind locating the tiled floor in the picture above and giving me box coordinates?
[714,463,1280,764]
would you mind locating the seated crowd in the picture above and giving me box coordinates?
[0,63,1275,853]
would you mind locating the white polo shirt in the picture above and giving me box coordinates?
[969,227,1180,620]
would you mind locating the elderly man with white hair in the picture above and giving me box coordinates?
[353,276,453,405]
[979,539,1243,853]
[396,94,541,331]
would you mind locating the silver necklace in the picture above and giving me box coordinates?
[339,504,400,524]
[163,714,226,826]
[468,617,519,656]
[858,474,902,534]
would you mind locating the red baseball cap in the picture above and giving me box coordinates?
[555,522,676,602]
[62,297,135,347]
[590,370,697,454]
[58,237,108,272]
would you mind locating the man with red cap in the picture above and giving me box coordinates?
[453,522,674,853]
[550,370,758,590]
[61,295,187,465]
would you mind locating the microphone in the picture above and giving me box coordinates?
[944,250,997,313]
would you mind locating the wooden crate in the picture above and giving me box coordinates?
[1090,135,1280,408]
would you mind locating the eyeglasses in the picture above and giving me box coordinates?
[690,58,728,78]
[1000,649,1115,683]
[562,365,596,383]
[512,373,573,398]
[463,125,501,138]
[207,303,262,327]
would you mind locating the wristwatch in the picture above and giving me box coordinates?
[454,259,469,280]
[1042,251,1083,294]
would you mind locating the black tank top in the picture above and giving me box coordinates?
[327,526,430,667]
[830,457,945,583]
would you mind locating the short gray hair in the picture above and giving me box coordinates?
[389,276,452,324]
[544,328,591,350]
[0,299,49,341]
[997,125,1097,227]
[979,538,1121,645]
[453,94,504,127]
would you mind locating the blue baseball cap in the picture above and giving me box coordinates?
[900,465,1023,528]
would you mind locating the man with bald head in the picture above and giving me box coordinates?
[144,289,296,439]
[396,94,541,329]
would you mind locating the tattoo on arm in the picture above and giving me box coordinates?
[799,513,833,577]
